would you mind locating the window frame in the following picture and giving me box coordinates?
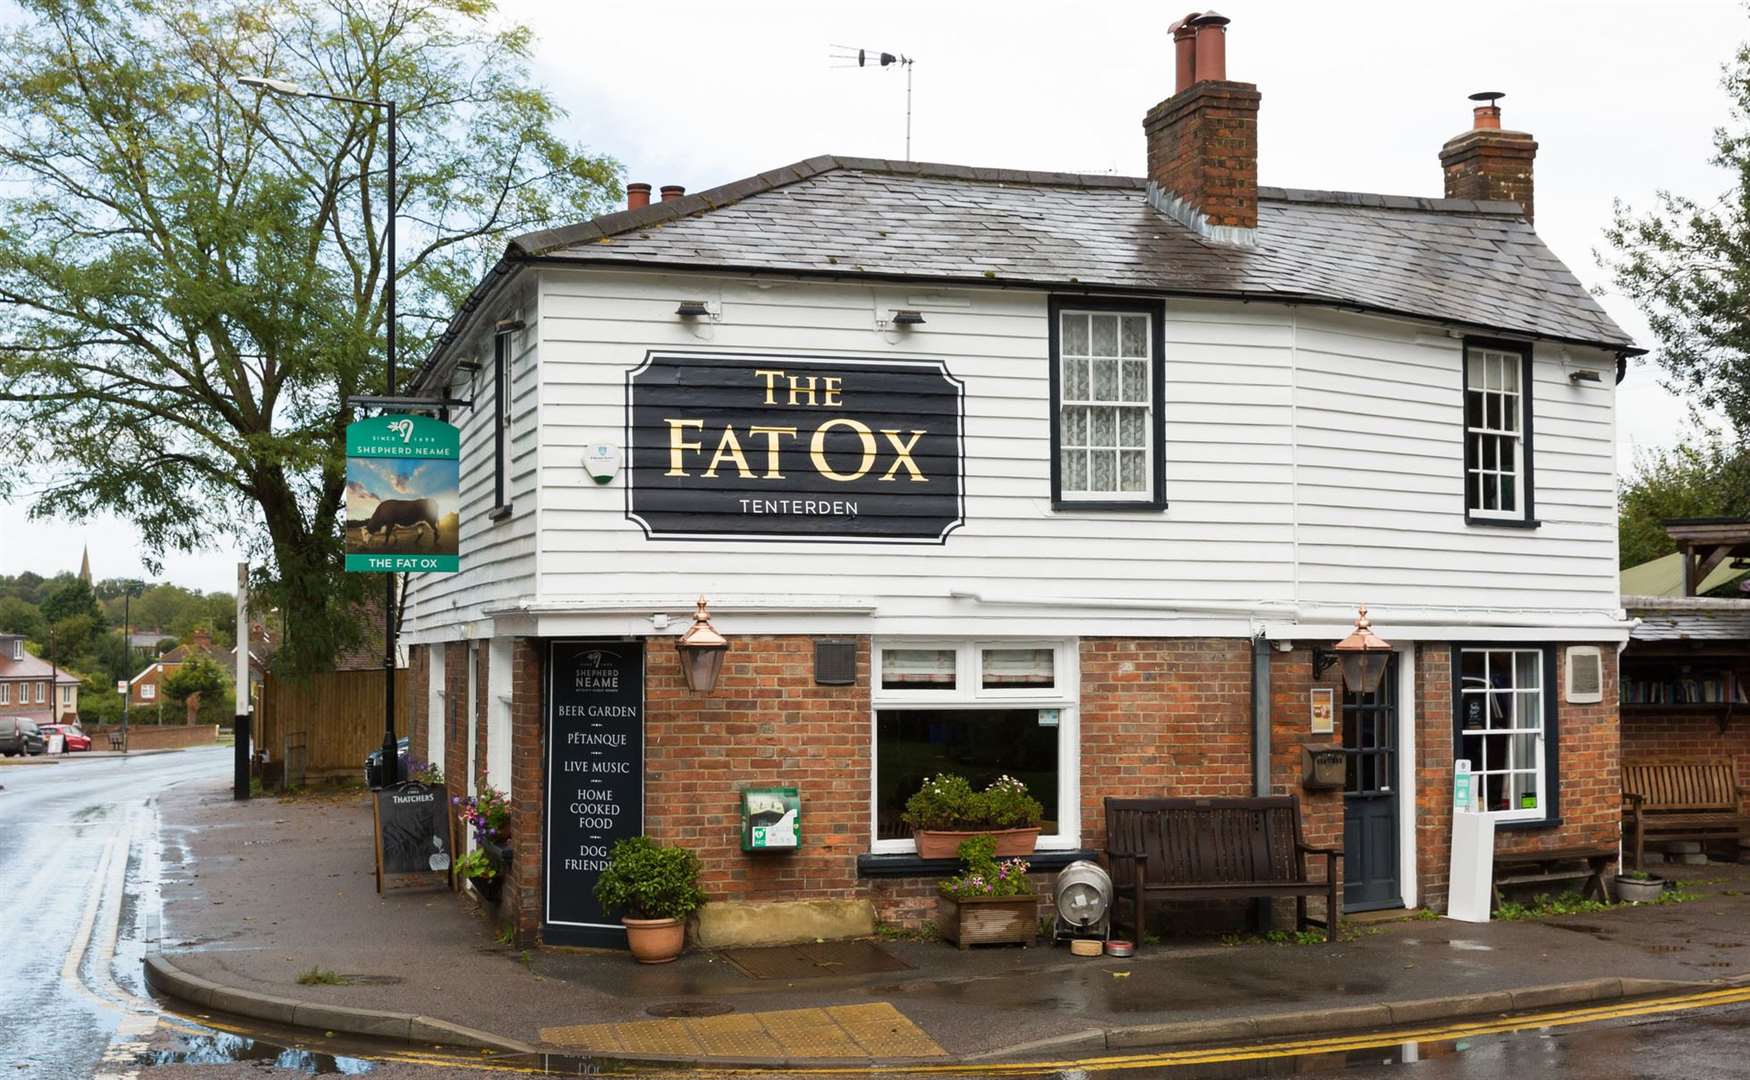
[1450,645,1560,826]
[1048,296,1168,511]
[0,683,9,705]
[869,639,1081,855]
[35,682,45,703]
[141,682,156,701]
[1462,338,1538,528]
[489,325,515,521]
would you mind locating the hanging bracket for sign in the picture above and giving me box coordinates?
[347,394,473,412]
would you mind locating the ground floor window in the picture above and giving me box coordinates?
[1454,646,1557,823]
[871,641,1078,853]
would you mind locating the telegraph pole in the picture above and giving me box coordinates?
[235,562,250,800]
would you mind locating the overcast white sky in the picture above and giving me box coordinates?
[0,0,1740,592]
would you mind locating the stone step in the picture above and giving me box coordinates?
[1665,841,1703,854]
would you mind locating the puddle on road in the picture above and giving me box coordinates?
[150,1031,375,1074]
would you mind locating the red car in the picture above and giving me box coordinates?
[39,723,92,752]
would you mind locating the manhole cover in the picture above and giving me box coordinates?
[646,1001,734,1019]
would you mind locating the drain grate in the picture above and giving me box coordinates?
[646,1001,734,1019]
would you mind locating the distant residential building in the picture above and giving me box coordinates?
[0,632,80,721]
[127,626,271,717]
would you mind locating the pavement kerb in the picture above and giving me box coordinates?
[143,954,537,1055]
[146,951,1727,1069]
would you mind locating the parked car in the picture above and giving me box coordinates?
[364,737,410,788]
[39,722,92,752]
[0,717,47,757]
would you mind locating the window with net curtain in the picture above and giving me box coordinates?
[1058,309,1154,500]
[874,645,1070,845]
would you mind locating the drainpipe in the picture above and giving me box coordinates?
[1251,632,1271,796]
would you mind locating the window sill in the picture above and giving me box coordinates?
[1464,516,1540,530]
[1493,816,1561,831]
[487,504,513,522]
[857,848,1096,878]
[1051,500,1168,513]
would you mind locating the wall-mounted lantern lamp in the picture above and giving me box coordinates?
[1312,605,1393,693]
[675,596,729,692]
[890,309,926,327]
[675,300,711,319]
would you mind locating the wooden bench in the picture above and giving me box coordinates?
[107,731,125,751]
[1104,795,1341,947]
[1491,846,1615,910]
[1623,762,1749,871]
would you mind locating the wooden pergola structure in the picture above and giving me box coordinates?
[1666,518,1750,598]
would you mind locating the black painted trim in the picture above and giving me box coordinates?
[492,329,510,519]
[857,848,1097,878]
[1048,296,1168,512]
[1449,644,1560,826]
[1461,337,1538,528]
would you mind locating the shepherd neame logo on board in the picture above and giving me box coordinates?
[626,352,965,542]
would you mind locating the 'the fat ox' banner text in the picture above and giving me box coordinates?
[626,352,965,542]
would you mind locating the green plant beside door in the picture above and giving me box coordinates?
[903,774,1045,858]
[594,836,707,964]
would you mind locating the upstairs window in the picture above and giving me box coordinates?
[1050,299,1166,510]
[1464,342,1536,526]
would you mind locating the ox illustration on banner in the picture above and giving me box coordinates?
[345,416,461,573]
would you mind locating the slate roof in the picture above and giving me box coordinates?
[1625,595,1750,643]
[500,155,1634,354]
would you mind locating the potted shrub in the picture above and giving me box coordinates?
[1615,869,1666,903]
[453,847,500,902]
[593,836,707,963]
[938,836,1036,949]
[904,774,1044,858]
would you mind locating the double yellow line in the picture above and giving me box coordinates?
[189,983,1750,1077]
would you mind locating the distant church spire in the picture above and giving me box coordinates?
[79,544,91,585]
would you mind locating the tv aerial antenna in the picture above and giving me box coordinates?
[830,45,915,160]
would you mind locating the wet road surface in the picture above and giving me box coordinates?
[0,747,228,1078]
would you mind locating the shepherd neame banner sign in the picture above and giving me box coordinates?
[626,352,964,542]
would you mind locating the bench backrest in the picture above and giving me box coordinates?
[1623,763,1738,811]
[1105,796,1307,886]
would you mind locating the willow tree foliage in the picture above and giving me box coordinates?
[0,0,619,672]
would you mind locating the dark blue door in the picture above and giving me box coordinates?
[1342,657,1401,912]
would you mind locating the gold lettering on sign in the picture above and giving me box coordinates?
[879,430,928,482]
[754,369,786,405]
[787,374,819,407]
[704,427,753,479]
[747,426,799,479]
[810,418,877,482]
[822,376,843,407]
[665,419,704,476]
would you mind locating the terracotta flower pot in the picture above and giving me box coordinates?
[914,827,1040,860]
[623,916,685,963]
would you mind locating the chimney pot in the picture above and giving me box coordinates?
[1441,92,1537,224]
[626,182,651,210]
[1170,14,1201,94]
[660,184,686,202]
[1190,10,1230,83]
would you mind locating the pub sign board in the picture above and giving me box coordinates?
[344,416,460,573]
[626,352,965,542]
[372,780,453,893]
[544,640,645,946]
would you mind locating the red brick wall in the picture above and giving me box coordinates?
[504,638,544,945]
[1267,648,1345,895]
[407,646,430,765]
[1622,710,1750,817]
[1142,80,1261,230]
[1440,128,1538,223]
[1414,643,1620,909]
[473,643,489,795]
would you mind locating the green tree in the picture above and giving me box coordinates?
[41,576,102,627]
[1603,40,1750,435]
[0,0,620,673]
[0,596,43,639]
[1619,431,1750,567]
[161,654,230,722]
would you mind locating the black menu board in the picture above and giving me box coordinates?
[544,640,644,944]
[372,781,452,893]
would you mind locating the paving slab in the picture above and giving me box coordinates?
[152,774,1750,1061]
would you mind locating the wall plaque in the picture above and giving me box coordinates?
[544,640,645,946]
[626,352,964,542]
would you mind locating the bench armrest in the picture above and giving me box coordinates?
[1297,843,1343,860]
[1623,792,1645,807]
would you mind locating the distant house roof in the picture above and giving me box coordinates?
[1624,595,1750,643]
[419,156,1636,385]
[1620,552,1750,599]
[0,641,83,685]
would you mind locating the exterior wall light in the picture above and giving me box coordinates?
[1313,605,1393,693]
[676,300,710,318]
[1568,368,1602,384]
[675,597,729,692]
[891,309,926,327]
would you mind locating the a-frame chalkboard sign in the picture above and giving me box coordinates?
[372,781,456,894]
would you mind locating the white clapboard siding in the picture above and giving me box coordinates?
[400,269,1622,640]
[402,286,540,636]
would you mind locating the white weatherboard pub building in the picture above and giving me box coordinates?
[399,16,1636,948]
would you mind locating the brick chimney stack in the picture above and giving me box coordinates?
[1439,92,1537,224]
[1143,11,1260,246]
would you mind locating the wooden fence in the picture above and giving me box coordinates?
[258,668,415,782]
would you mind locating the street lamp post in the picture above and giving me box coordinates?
[121,582,141,752]
[241,75,402,787]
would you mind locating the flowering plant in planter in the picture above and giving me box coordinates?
[454,784,511,845]
[903,774,1045,858]
[938,836,1033,900]
[937,836,1036,948]
[406,755,444,786]
[453,847,500,902]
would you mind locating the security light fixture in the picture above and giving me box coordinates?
[676,300,710,318]
[1313,606,1393,693]
[238,75,308,97]
[891,309,926,327]
[676,597,729,693]
[1568,368,1602,384]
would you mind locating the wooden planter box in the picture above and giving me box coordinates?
[939,895,1037,949]
[914,827,1039,860]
